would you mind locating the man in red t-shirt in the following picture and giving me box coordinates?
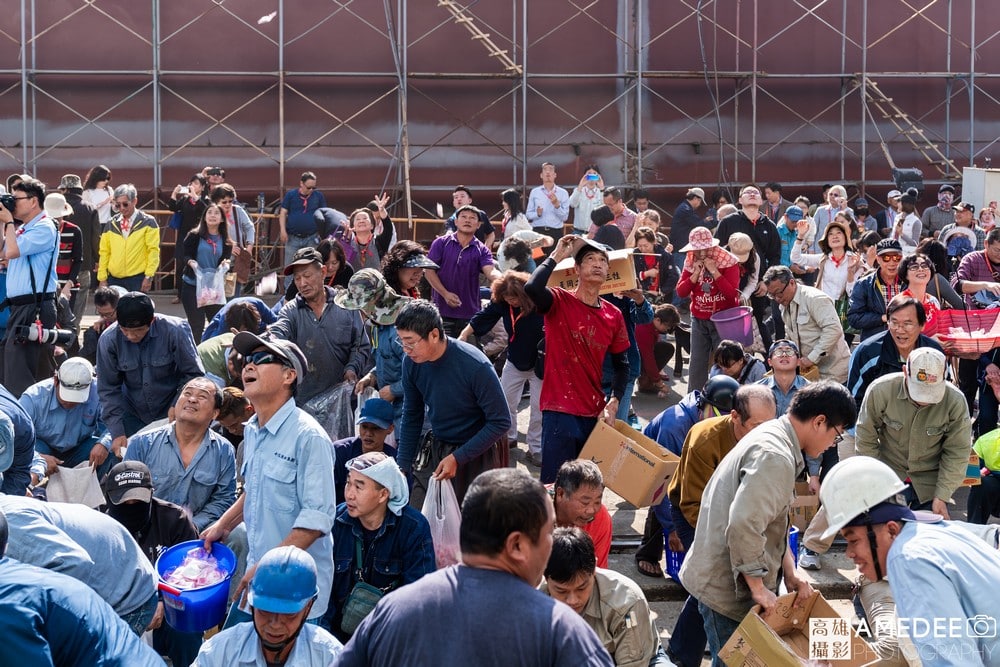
[526,235,631,483]
[549,459,612,568]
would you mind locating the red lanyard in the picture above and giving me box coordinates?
[509,304,524,343]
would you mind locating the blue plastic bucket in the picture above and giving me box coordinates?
[710,306,754,347]
[788,526,800,568]
[155,540,236,633]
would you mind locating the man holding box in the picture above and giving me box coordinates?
[679,381,855,663]
[525,235,631,484]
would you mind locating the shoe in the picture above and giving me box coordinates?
[525,452,542,468]
[171,296,181,304]
[799,548,822,570]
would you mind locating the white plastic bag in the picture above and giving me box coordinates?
[45,461,105,508]
[421,477,462,569]
[195,267,227,307]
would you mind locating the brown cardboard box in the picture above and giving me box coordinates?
[545,248,637,295]
[789,482,819,533]
[720,592,880,667]
[579,419,679,507]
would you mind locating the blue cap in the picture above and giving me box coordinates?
[784,205,804,222]
[356,397,394,429]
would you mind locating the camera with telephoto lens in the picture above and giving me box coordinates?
[0,193,14,213]
[13,324,76,346]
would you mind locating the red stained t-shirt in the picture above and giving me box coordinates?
[540,288,630,417]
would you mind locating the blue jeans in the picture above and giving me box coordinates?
[283,234,319,289]
[540,411,598,484]
[34,435,118,481]
[667,507,707,667]
[108,274,145,292]
[699,601,742,667]
[121,591,159,635]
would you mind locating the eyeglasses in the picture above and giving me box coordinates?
[742,189,761,197]
[10,196,29,202]
[395,335,421,351]
[304,186,316,191]
[242,351,290,368]
[908,261,932,270]
[832,424,844,446]
[771,347,797,358]
[765,282,790,300]
[887,319,919,331]
[114,200,133,207]
[218,199,234,205]
[879,254,902,263]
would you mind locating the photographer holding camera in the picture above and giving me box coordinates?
[0,177,59,397]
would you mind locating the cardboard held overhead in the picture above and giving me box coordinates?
[579,419,679,508]
[546,248,637,295]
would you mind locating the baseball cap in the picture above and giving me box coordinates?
[686,187,706,200]
[572,237,613,264]
[355,397,394,429]
[939,184,956,194]
[887,189,902,200]
[401,254,439,270]
[876,238,903,256]
[905,348,947,404]
[232,332,307,385]
[953,201,976,214]
[854,197,869,209]
[103,461,153,505]
[282,247,324,276]
[784,205,804,222]
[116,292,155,328]
[56,358,95,403]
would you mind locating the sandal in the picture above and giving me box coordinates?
[635,558,664,578]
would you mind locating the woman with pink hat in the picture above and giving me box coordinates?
[675,226,741,391]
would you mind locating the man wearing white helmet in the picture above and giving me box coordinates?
[821,456,1000,666]
[193,545,342,666]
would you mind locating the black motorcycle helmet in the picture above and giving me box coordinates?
[700,375,740,412]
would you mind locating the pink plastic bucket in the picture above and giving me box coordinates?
[710,306,754,347]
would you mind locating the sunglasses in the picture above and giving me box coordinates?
[242,351,290,368]
[879,254,903,262]
[908,261,932,270]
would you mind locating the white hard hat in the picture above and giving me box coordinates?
[819,457,908,541]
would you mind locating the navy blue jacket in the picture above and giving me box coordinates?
[847,329,942,409]
[328,503,435,641]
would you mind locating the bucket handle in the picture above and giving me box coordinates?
[158,582,184,597]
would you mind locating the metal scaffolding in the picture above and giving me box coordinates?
[1,0,998,214]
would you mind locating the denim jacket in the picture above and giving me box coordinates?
[328,502,435,640]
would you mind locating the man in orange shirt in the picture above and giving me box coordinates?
[551,459,611,568]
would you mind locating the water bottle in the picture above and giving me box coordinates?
[257,192,265,214]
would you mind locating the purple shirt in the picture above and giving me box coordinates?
[954,250,999,309]
[427,233,494,320]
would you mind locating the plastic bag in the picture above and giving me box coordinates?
[195,267,226,307]
[163,547,227,590]
[303,380,355,440]
[421,477,462,568]
[45,461,105,508]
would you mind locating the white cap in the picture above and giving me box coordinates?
[56,358,95,403]
[904,348,946,404]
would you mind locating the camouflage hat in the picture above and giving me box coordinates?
[334,268,410,326]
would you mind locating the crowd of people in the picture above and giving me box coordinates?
[0,164,999,666]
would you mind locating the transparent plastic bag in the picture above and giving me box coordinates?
[195,267,226,307]
[302,380,355,439]
[421,477,462,568]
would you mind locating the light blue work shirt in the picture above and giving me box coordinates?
[0,494,155,618]
[19,378,111,454]
[756,374,809,419]
[0,557,165,666]
[6,211,58,297]
[125,423,236,531]
[193,620,341,666]
[889,520,1000,666]
[241,398,336,619]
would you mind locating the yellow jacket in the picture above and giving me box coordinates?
[98,211,161,281]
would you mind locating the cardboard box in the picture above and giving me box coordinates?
[720,592,880,667]
[579,419,679,507]
[546,248,637,295]
[789,482,819,533]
